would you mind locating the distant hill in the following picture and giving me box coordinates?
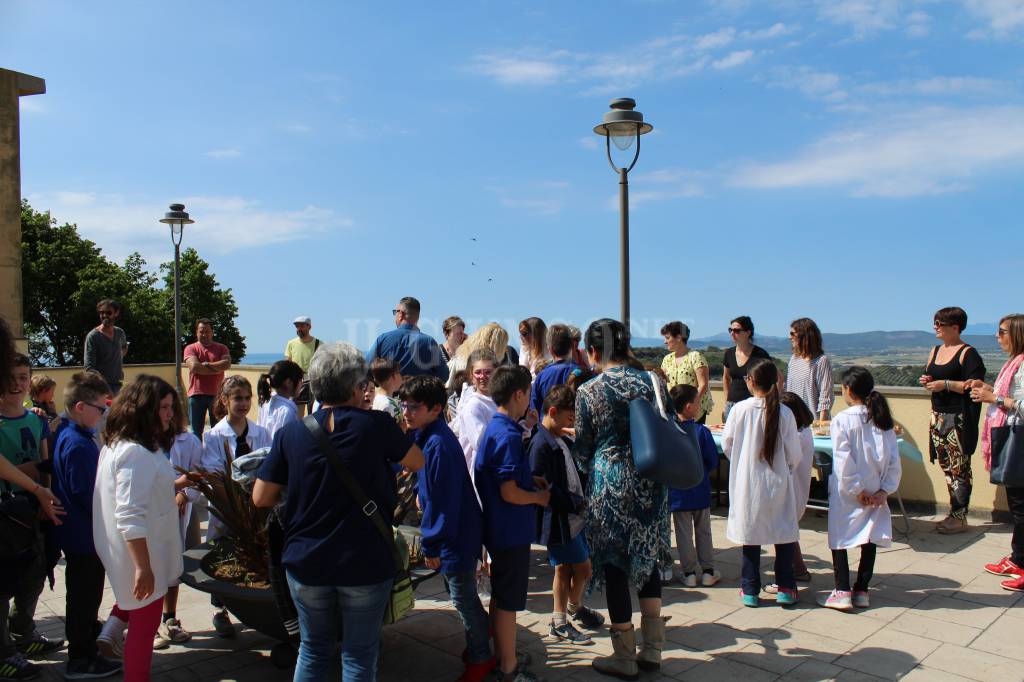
[688,330,1000,355]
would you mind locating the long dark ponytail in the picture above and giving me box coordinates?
[842,366,894,431]
[748,358,780,466]
[257,360,304,405]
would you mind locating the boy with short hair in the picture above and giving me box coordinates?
[370,358,405,426]
[668,384,721,587]
[474,366,550,682]
[50,371,122,679]
[528,385,604,645]
[399,376,495,682]
[529,324,580,415]
[0,354,64,679]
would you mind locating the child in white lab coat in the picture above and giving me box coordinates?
[723,359,804,607]
[820,366,901,611]
[257,360,303,437]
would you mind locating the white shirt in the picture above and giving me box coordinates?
[827,405,901,550]
[453,386,497,475]
[723,397,803,546]
[258,394,298,438]
[793,427,815,520]
[92,439,183,610]
[201,418,272,540]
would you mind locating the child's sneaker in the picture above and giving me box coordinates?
[0,653,39,680]
[776,588,799,606]
[496,667,538,682]
[95,617,125,660]
[818,589,853,611]
[762,583,779,594]
[682,572,698,588]
[985,556,1024,577]
[852,590,870,608]
[570,605,605,629]
[701,570,721,587]
[740,590,759,608]
[12,632,65,658]
[549,620,592,644]
[153,618,192,649]
[456,657,496,682]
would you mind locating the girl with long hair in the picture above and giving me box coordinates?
[518,317,549,376]
[257,360,303,437]
[820,367,901,610]
[723,359,804,607]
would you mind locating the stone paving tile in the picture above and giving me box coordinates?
[968,612,1024,662]
[922,643,1023,682]
[787,607,887,645]
[888,610,985,646]
[839,630,941,679]
[674,654,781,681]
[760,625,853,663]
[783,658,850,681]
[900,667,975,681]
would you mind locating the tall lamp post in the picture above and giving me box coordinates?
[159,203,194,400]
[593,98,653,331]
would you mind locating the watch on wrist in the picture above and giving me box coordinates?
[996,396,1005,409]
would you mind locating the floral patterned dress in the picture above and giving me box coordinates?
[574,365,672,592]
[661,350,714,420]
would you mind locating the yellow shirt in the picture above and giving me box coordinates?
[285,337,320,372]
[661,350,714,418]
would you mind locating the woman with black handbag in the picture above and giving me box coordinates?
[968,314,1024,592]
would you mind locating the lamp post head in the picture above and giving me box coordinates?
[593,97,653,150]
[159,203,194,243]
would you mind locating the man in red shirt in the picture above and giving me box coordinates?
[183,318,232,438]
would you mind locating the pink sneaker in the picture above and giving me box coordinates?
[818,589,853,611]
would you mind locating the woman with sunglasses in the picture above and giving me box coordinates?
[722,317,774,423]
[919,307,986,534]
[970,315,1024,590]
[786,318,834,424]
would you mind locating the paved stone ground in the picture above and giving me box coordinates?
[27,510,1024,681]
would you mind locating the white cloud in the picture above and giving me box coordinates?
[816,0,900,37]
[713,49,755,69]
[612,168,706,207]
[694,27,736,50]
[905,10,932,37]
[470,54,567,85]
[729,106,1024,197]
[283,123,313,134]
[861,76,1004,96]
[19,98,46,114]
[961,0,1024,36]
[764,66,848,102]
[204,148,242,159]
[26,192,352,262]
[741,22,797,40]
[578,136,601,151]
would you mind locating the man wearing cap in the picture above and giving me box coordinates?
[285,316,320,415]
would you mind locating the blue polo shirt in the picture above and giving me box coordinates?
[258,407,411,586]
[530,360,580,414]
[474,412,536,551]
[367,323,449,381]
[416,419,482,575]
[667,419,720,512]
[50,422,100,556]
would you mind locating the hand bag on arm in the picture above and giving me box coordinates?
[990,423,1024,487]
[629,371,705,490]
[303,416,414,624]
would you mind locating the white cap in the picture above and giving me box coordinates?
[293,316,311,325]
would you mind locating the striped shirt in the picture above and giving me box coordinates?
[786,354,834,417]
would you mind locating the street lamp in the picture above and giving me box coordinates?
[593,97,653,331]
[159,203,194,400]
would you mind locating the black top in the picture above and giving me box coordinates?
[925,345,986,413]
[723,345,772,403]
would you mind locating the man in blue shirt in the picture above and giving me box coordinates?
[474,366,549,682]
[366,297,449,381]
[399,376,495,681]
[529,324,580,415]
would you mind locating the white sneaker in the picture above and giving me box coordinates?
[701,570,721,587]
[96,617,126,659]
[682,573,698,587]
[154,618,192,649]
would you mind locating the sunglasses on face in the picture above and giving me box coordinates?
[934,321,951,328]
[473,369,494,378]
[728,328,747,334]
[998,328,1009,336]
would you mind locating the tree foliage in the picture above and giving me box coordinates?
[20,200,245,366]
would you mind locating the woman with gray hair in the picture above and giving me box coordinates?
[254,342,424,682]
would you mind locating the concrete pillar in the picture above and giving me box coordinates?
[0,68,45,350]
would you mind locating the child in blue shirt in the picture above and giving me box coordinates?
[474,366,550,682]
[50,370,122,679]
[668,385,721,587]
[400,376,495,682]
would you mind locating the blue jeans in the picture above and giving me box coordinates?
[444,570,491,664]
[741,543,796,596]
[286,571,392,682]
[188,394,215,439]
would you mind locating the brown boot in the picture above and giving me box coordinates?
[637,615,665,671]
[592,626,639,681]
[936,516,968,534]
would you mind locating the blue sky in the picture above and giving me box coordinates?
[4,0,1022,354]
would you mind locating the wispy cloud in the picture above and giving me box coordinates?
[962,0,1024,37]
[19,98,46,114]
[613,168,706,207]
[816,0,900,37]
[204,147,243,159]
[469,53,568,85]
[762,65,848,102]
[283,123,313,134]
[578,136,601,151]
[26,192,352,262]
[729,106,1024,197]
[861,76,1005,97]
[713,49,755,69]
[905,10,932,38]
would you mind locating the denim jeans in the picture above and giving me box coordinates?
[444,571,491,664]
[741,543,796,596]
[188,394,215,439]
[286,571,392,682]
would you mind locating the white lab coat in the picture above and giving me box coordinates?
[723,397,803,546]
[93,440,183,610]
[793,427,815,520]
[452,386,496,475]
[201,418,272,540]
[258,394,298,438]
[827,406,901,550]
[168,432,203,547]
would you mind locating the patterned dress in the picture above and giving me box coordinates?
[661,350,714,420]
[574,366,672,592]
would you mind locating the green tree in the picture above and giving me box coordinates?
[160,247,246,361]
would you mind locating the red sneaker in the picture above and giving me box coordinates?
[985,556,1024,577]
[1001,575,1024,592]
[458,657,498,682]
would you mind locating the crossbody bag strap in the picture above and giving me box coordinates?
[302,415,404,573]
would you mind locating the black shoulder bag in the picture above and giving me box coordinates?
[302,415,414,623]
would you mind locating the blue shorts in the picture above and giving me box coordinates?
[548,533,590,567]
[489,545,530,612]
